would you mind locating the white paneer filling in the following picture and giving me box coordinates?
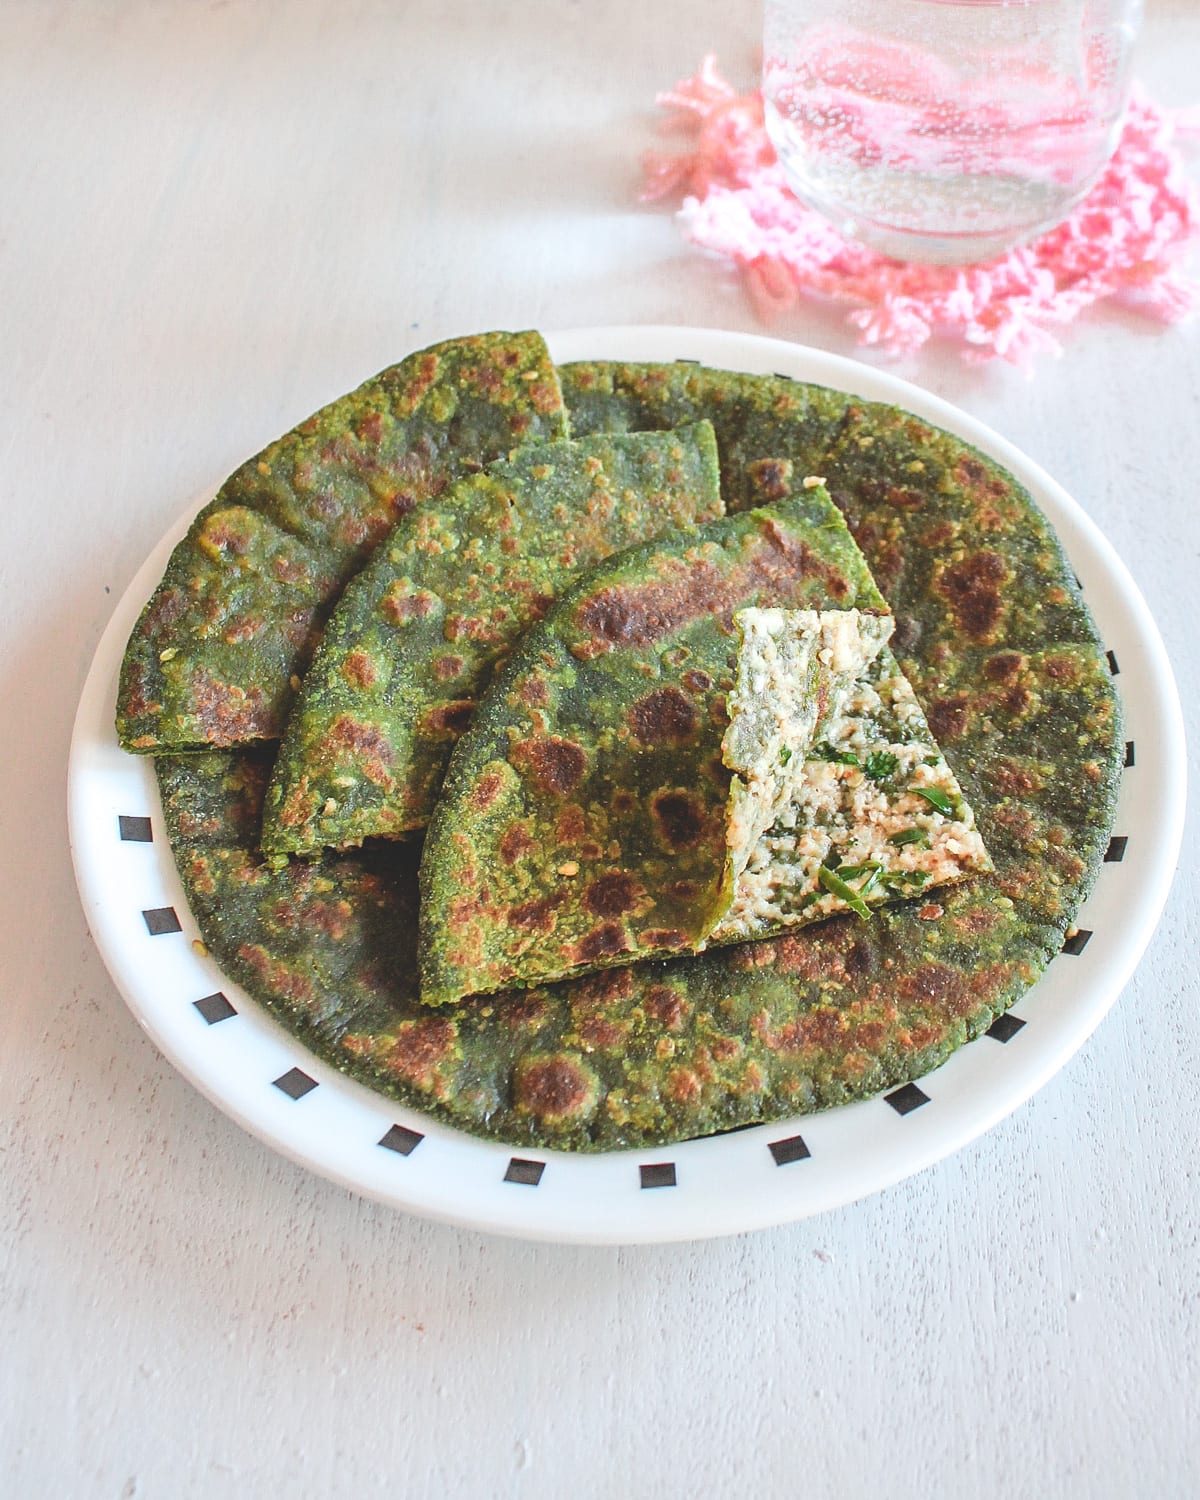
[707,611,991,945]
[722,607,894,899]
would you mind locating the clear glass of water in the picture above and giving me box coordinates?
[763,0,1143,264]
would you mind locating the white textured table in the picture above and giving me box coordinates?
[3,2,1197,1495]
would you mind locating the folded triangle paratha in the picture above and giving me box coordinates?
[117,331,566,752]
[262,423,724,855]
[417,487,894,1005]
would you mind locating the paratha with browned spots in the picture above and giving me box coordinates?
[155,747,1052,1150]
[559,359,852,511]
[560,362,1123,923]
[416,489,890,1006]
[148,359,1122,1152]
[117,332,567,753]
[261,423,724,856]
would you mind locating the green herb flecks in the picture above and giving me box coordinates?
[864,750,899,782]
[880,868,931,890]
[913,785,957,816]
[890,827,930,848]
[815,742,860,767]
[817,864,873,919]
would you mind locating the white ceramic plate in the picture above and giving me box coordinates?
[69,326,1185,1245]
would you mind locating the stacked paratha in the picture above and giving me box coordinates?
[118,332,566,751]
[127,340,1121,1151]
[261,423,723,855]
[417,501,988,1005]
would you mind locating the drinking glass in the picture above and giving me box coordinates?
[763,0,1143,264]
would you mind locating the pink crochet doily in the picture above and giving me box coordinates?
[642,57,1200,366]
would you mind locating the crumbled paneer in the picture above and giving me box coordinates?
[721,608,894,903]
[706,609,991,945]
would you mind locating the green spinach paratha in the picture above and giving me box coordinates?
[261,424,723,857]
[560,362,1122,926]
[117,331,566,753]
[417,489,890,1004]
[146,356,1121,1152]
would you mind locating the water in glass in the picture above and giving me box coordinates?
[763,0,1142,264]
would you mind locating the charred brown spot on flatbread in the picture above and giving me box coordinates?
[509,893,565,934]
[420,700,476,739]
[555,804,587,843]
[933,551,1009,642]
[637,927,690,949]
[382,585,437,624]
[649,790,706,851]
[341,650,376,690]
[237,943,317,1006]
[191,670,275,743]
[628,687,700,745]
[327,716,394,784]
[499,823,536,865]
[583,872,642,918]
[384,1016,457,1092]
[926,692,972,743]
[574,966,636,1006]
[644,985,687,1030]
[985,650,1025,683]
[513,1054,599,1125]
[895,961,975,1019]
[510,735,587,796]
[471,768,505,812]
[577,1013,629,1051]
[433,654,466,682]
[573,922,632,963]
[574,560,730,651]
[1042,651,1084,685]
[746,457,793,500]
[520,674,551,707]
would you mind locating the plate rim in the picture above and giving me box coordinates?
[68,324,1187,1244]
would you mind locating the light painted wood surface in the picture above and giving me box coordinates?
[2,2,1197,1495]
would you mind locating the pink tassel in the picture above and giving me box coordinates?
[640,62,1200,364]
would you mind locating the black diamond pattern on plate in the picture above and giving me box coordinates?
[194,992,236,1025]
[118,815,153,842]
[379,1124,424,1156]
[1062,929,1093,956]
[769,1134,811,1166]
[885,1082,930,1116]
[1106,649,1120,675]
[272,1067,317,1100]
[986,1013,1026,1044]
[142,906,181,936]
[504,1157,545,1186]
[1124,740,1135,768]
[640,1162,677,1189]
[1104,836,1128,862]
